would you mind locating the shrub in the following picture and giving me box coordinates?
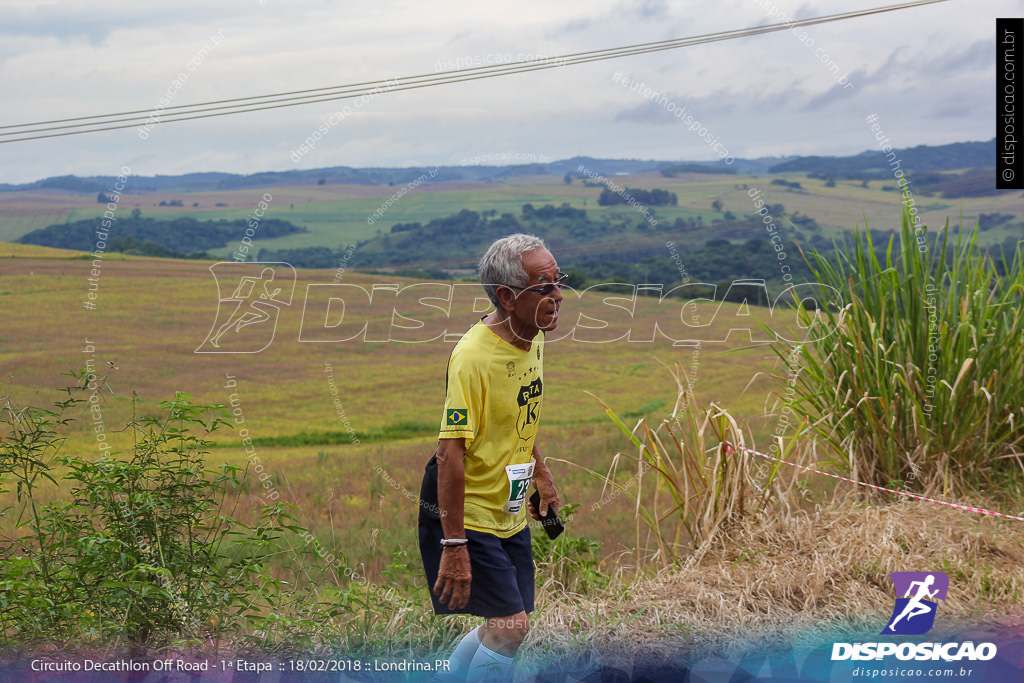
[0,370,361,654]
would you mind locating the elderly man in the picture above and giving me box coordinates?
[418,233,565,681]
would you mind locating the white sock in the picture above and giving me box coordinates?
[445,626,482,680]
[466,641,515,682]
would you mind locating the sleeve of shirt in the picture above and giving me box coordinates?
[438,345,483,445]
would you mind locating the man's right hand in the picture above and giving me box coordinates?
[433,545,472,610]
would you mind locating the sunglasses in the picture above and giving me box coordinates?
[503,272,568,296]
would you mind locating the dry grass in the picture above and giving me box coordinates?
[562,366,777,564]
[525,496,1024,667]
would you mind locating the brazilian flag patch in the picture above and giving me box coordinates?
[446,409,467,426]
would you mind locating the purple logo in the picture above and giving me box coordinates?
[882,572,949,635]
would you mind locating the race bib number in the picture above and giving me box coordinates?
[503,461,535,514]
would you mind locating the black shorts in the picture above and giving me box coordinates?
[419,517,535,618]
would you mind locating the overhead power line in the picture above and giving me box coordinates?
[0,0,947,144]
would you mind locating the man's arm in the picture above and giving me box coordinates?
[528,444,561,520]
[433,437,471,609]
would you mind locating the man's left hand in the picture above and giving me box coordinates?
[528,457,560,520]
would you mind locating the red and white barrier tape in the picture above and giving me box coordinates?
[722,442,1024,523]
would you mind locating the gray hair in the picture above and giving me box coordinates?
[478,233,548,308]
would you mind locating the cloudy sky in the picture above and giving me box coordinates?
[0,0,1013,184]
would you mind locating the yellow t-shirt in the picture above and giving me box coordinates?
[439,321,544,538]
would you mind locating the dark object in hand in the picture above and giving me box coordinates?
[529,490,564,540]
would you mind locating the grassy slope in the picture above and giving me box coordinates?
[0,251,793,568]
[0,242,87,258]
[2,249,1021,659]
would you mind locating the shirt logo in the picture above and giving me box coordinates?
[515,378,543,439]
[446,409,467,426]
[882,571,949,635]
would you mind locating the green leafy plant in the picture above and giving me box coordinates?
[530,504,608,595]
[0,370,375,655]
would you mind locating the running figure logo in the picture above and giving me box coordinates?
[881,571,949,635]
[196,263,295,353]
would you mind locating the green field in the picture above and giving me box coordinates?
[0,246,805,575]
[5,171,1023,262]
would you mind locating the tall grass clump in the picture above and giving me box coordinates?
[774,199,1024,494]
[557,363,781,564]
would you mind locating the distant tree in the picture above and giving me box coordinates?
[790,212,820,231]
[192,202,199,207]
[660,163,735,177]
[563,173,573,185]
[97,192,110,204]
[597,189,617,206]
[254,246,336,268]
[317,178,326,186]
[391,222,422,233]
[598,187,676,207]
[19,216,306,255]
[564,270,587,289]
[711,199,723,212]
